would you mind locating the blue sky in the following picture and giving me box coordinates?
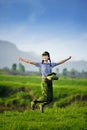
[0,0,87,61]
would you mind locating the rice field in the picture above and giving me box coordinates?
[0,74,87,130]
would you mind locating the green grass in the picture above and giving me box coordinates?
[0,107,87,130]
[0,74,87,130]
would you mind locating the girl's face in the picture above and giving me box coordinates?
[42,55,49,62]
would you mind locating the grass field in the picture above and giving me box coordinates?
[0,74,87,130]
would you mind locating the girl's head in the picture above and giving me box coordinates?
[42,51,51,64]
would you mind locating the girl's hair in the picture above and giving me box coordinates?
[42,51,52,66]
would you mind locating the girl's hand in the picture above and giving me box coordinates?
[68,56,72,59]
[18,57,22,61]
[18,57,31,64]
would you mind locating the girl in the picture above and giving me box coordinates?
[19,51,71,113]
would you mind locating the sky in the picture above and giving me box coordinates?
[0,0,87,61]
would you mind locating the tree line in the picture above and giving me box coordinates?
[0,63,25,75]
[0,63,87,78]
[56,68,87,78]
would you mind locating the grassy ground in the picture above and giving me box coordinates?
[0,74,87,130]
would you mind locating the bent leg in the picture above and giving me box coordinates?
[31,79,53,112]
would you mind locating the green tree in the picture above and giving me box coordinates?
[11,63,17,75]
[70,69,78,78]
[0,67,10,74]
[11,63,17,72]
[62,68,68,77]
[56,68,59,75]
[18,63,25,73]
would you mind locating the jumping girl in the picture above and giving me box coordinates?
[19,51,71,113]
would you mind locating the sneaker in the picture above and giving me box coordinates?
[31,101,35,110]
[39,104,44,113]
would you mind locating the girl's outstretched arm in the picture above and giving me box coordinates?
[18,57,37,66]
[56,56,72,65]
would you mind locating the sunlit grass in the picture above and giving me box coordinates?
[0,74,87,130]
[0,106,87,130]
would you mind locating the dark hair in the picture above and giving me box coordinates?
[42,51,51,66]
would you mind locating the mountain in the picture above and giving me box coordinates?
[0,40,40,71]
[0,40,87,72]
[56,60,87,72]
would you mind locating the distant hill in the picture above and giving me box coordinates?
[0,40,40,71]
[0,40,87,72]
[56,60,87,72]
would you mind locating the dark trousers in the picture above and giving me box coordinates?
[35,79,53,106]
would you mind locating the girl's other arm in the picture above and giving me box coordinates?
[56,56,72,65]
[18,57,37,66]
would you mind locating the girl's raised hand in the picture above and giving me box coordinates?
[18,57,22,61]
[68,56,72,59]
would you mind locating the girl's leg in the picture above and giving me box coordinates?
[38,80,53,112]
[31,80,48,110]
[31,79,53,112]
